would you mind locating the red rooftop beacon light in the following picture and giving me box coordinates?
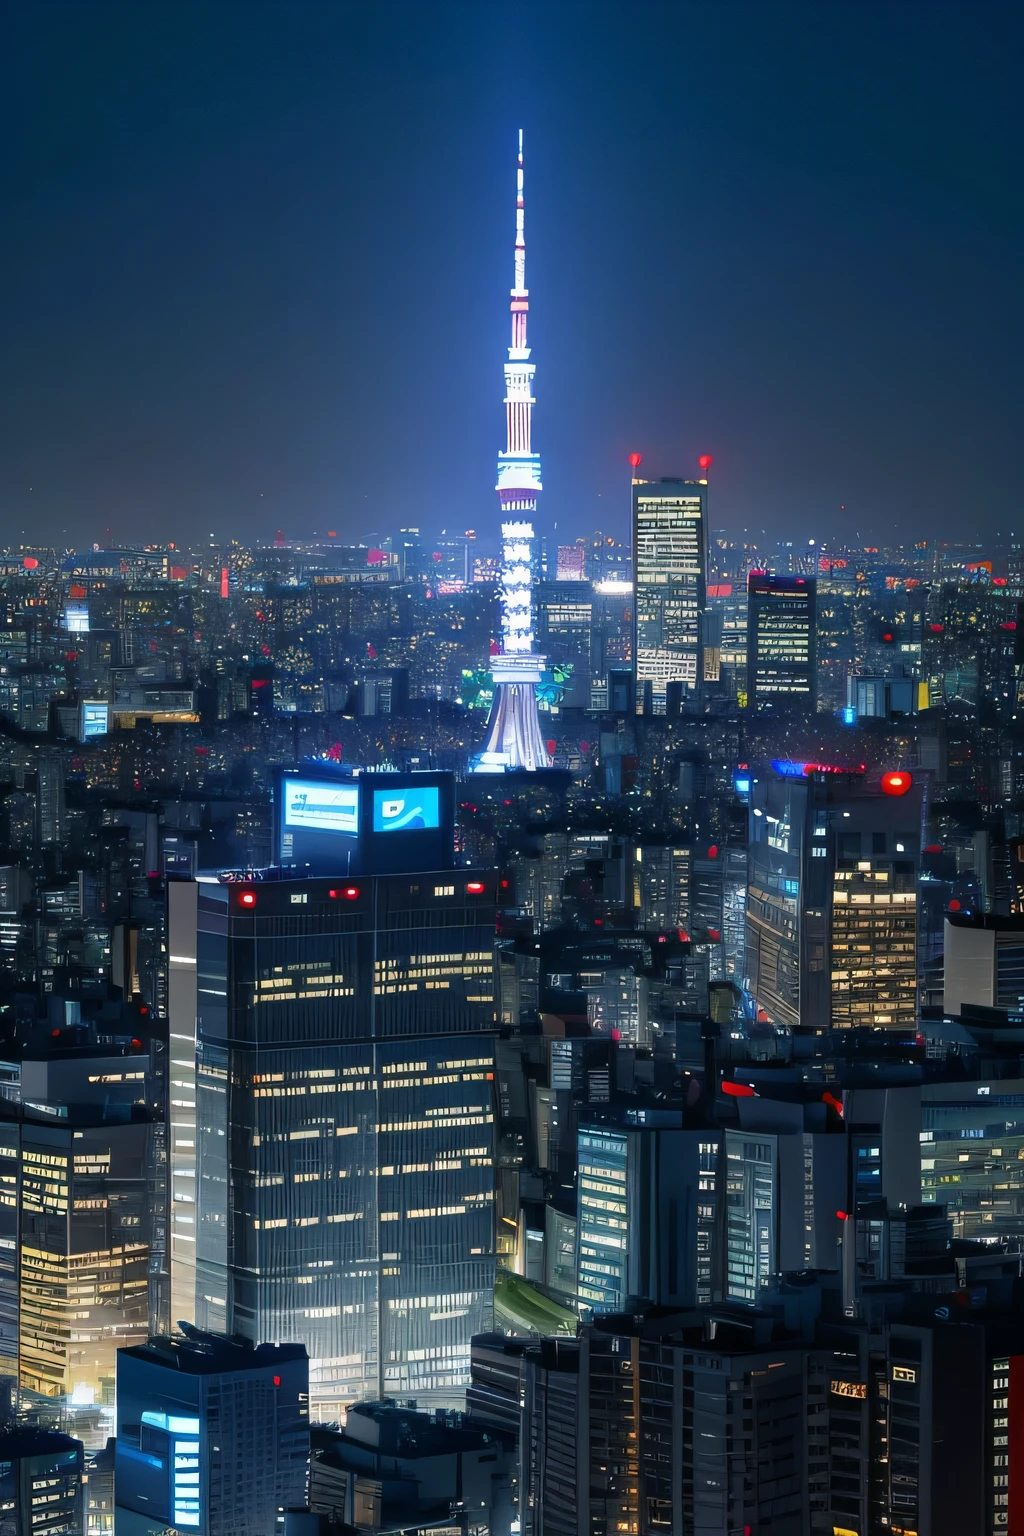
[881,770,913,796]
[628,452,642,472]
[239,890,257,908]
[698,454,713,474]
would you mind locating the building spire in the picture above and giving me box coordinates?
[513,129,526,303]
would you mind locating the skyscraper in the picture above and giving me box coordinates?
[633,479,708,711]
[745,764,921,1031]
[475,132,549,772]
[747,572,817,713]
[180,867,499,1419]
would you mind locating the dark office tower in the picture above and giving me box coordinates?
[747,572,817,713]
[534,579,592,708]
[184,873,499,1418]
[0,1426,83,1536]
[633,479,707,711]
[114,1329,308,1536]
[746,765,922,1031]
[576,1125,721,1311]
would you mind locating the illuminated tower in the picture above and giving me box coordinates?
[474,131,550,772]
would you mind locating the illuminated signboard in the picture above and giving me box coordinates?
[64,602,90,634]
[372,786,440,833]
[830,1380,867,1399]
[891,1365,917,1383]
[772,760,866,778]
[283,780,359,836]
[80,702,109,740]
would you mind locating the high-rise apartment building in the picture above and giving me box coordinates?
[177,870,499,1417]
[633,479,707,710]
[747,572,817,713]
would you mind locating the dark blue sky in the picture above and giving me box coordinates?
[2,1,1022,549]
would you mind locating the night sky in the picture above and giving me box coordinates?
[2,1,1022,550]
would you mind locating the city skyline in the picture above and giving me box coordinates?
[2,2,1022,549]
[2,10,1024,1531]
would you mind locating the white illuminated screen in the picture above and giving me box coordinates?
[283,780,359,835]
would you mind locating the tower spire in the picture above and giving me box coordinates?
[472,130,549,773]
[513,128,526,304]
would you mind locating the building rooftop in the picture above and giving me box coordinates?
[119,1326,307,1375]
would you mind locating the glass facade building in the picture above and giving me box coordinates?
[747,573,817,713]
[186,872,499,1417]
[114,1330,308,1536]
[633,480,707,708]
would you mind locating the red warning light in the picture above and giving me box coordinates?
[628,452,642,469]
[466,881,486,894]
[707,844,718,859]
[328,886,360,900]
[131,1038,143,1050]
[722,1080,756,1098]
[881,771,912,796]
[22,557,38,570]
[698,454,713,472]
[948,899,961,912]
[836,1210,850,1222]
[273,1375,281,1387]
[707,927,721,942]
[239,891,257,908]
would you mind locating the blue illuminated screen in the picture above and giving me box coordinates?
[283,779,359,835]
[81,703,109,739]
[372,786,440,833]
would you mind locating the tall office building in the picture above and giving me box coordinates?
[632,479,707,710]
[576,1123,720,1311]
[0,1033,167,1449]
[746,764,922,1031]
[747,572,817,713]
[476,132,549,772]
[534,579,592,708]
[114,1328,308,1536]
[176,857,499,1418]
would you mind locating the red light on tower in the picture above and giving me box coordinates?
[239,890,257,908]
[698,454,713,473]
[881,771,912,796]
[628,452,642,470]
[220,566,229,599]
[22,557,38,571]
